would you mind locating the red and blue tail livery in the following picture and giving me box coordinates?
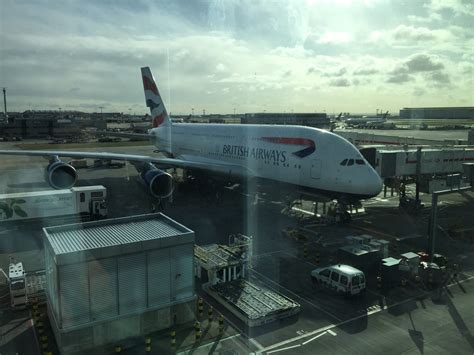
[141,67,170,128]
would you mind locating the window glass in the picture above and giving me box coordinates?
[320,269,330,277]
[1,1,466,353]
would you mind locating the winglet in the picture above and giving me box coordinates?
[141,67,170,127]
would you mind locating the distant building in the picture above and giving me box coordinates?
[0,111,104,139]
[242,113,330,128]
[399,107,474,119]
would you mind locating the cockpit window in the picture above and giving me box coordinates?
[340,159,348,166]
[347,159,354,166]
[356,159,365,165]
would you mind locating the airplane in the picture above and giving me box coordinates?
[345,111,389,128]
[0,67,383,215]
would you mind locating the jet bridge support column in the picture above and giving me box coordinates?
[428,186,472,263]
[415,147,422,204]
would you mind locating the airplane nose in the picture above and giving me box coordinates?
[368,170,383,197]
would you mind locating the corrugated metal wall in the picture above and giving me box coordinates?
[89,258,117,321]
[171,245,194,301]
[53,244,194,329]
[45,247,60,320]
[148,249,171,307]
[118,253,147,315]
[59,263,90,328]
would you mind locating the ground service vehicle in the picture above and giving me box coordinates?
[0,186,107,222]
[311,264,366,296]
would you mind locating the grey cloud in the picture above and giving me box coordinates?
[323,67,347,77]
[329,78,350,87]
[390,54,445,76]
[386,73,414,84]
[353,68,378,75]
[307,67,322,75]
[428,71,451,84]
[392,25,437,42]
[405,54,444,72]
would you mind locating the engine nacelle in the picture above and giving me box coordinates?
[140,165,173,199]
[45,158,78,189]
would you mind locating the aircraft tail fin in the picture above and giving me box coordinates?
[141,67,171,128]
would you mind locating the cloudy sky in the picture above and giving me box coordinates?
[1,0,473,115]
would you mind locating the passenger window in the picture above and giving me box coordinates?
[330,272,339,282]
[340,275,348,285]
[356,159,365,165]
[340,159,348,166]
[80,193,85,202]
[320,269,330,277]
[347,159,354,166]
[352,275,360,285]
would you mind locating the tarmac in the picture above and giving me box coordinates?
[0,137,473,354]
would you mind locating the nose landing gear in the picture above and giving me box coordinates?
[329,199,362,223]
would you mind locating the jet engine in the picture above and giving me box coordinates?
[139,163,173,199]
[45,157,78,189]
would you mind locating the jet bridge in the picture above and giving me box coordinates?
[367,146,474,178]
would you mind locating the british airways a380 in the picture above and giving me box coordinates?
[0,67,382,208]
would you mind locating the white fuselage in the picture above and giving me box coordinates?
[345,116,386,124]
[151,123,382,199]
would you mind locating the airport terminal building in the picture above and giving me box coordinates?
[399,107,474,119]
[242,112,330,128]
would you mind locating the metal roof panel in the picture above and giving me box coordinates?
[43,213,194,259]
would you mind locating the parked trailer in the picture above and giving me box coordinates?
[0,186,107,222]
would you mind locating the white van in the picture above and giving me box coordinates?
[311,264,366,296]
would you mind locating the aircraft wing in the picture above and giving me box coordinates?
[95,131,151,140]
[0,149,251,175]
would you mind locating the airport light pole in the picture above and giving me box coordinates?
[2,87,7,118]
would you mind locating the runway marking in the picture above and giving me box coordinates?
[249,337,265,351]
[250,269,343,323]
[267,344,301,354]
[177,334,245,354]
[301,331,327,345]
[327,329,337,336]
[257,274,474,354]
